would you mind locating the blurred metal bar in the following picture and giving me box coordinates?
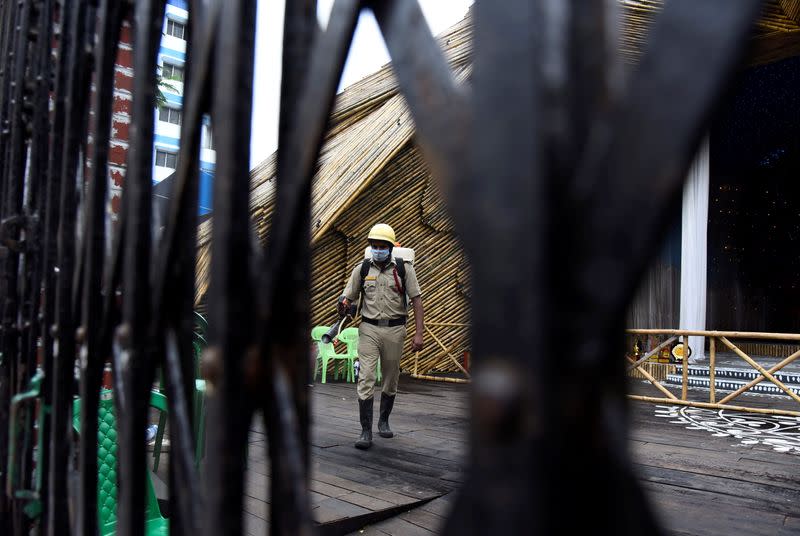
[148,0,214,531]
[203,0,257,533]
[262,1,317,534]
[441,1,544,534]
[26,1,54,532]
[43,1,73,533]
[259,2,360,532]
[77,1,122,534]
[116,2,166,535]
[372,0,468,190]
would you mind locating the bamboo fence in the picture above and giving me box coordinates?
[626,329,800,417]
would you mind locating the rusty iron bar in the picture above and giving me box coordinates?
[26,1,54,532]
[371,0,469,192]
[254,4,364,532]
[260,1,317,533]
[203,0,258,533]
[115,2,167,536]
[55,2,96,536]
[147,0,212,531]
[15,0,53,529]
[0,6,26,528]
[42,1,72,533]
[76,0,121,534]
[442,2,547,534]
[2,1,38,532]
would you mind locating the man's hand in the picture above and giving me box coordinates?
[336,296,348,316]
[412,333,424,352]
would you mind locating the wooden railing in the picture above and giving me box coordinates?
[626,329,800,417]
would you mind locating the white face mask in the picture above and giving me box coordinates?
[371,247,391,262]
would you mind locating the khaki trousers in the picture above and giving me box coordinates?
[356,322,405,400]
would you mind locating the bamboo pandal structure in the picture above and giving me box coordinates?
[626,329,800,417]
[193,6,800,378]
[195,16,473,376]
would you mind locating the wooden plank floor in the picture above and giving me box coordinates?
[627,381,800,535]
[243,376,468,535]
[350,381,800,535]
[154,377,800,534]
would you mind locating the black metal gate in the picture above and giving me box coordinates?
[0,0,763,534]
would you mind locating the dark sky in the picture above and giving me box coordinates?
[713,56,800,171]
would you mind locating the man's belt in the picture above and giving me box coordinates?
[362,316,407,327]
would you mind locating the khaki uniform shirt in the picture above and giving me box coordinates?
[343,259,421,320]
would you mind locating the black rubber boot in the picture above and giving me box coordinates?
[355,397,373,449]
[377,394,396,438]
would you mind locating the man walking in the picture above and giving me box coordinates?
[339,223,424,449]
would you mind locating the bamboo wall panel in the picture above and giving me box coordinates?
[329,143,470,373]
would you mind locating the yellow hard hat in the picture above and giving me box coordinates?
[367,223,396,244]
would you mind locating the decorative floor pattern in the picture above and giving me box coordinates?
[654,404,800,454]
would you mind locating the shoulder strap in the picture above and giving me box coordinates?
[394,257,406,288]
[359,259,371,291]
[355,259,372,318]
[394,257,407,308]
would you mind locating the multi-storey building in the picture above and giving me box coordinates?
[107,0,214,219]
[154,0,215,216]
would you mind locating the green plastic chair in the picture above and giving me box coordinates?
[6,370,46,518]
[310,325,327,381]
[310,325,328,342]
[336,327,359,382]
[153,313,209,471]
[312,326,355,383]
[73,390,169,536]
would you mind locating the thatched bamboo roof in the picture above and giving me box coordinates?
[620,0,800,66]
[195,3,800,375]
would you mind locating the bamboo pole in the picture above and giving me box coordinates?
[425,325,471,378]
[627,328,800,341]
[627,395,800,418]
[681,335,689,401]
[626,336,677,372]
[626,356,678,400]
[426,322,470,327]
[718,346,800,405]
[709,337,716,403]
[411,374,470,384]
[719,337,800,405]
[414,351,419,376]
